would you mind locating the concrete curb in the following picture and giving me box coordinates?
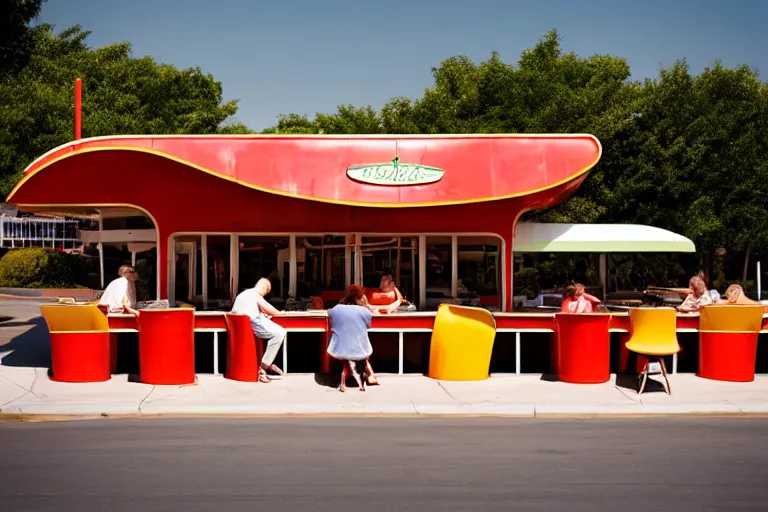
[0,294,57,301]
[4,403,768,421]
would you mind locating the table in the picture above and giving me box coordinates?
[106,309,768,377]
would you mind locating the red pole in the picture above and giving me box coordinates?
[74,78,82,140]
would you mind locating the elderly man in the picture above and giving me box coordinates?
[99,265,140,316]
[231,277,286,381]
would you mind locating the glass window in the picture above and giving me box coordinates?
[360,236,418,303]
[296,235,349,303]
[457,236,501,310]
[238,236,290,303]
[206,235,231,306]
[425,236,452,310]
[174,235,202,306]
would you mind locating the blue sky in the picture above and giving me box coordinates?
[38,0,767,131]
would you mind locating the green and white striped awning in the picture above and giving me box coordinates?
[514,223,696,253]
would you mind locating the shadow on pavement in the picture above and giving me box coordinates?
[314,372,341,388]
[0,316,51,368]
[615,372,666,393]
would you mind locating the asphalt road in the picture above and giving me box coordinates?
[1,418,767,511]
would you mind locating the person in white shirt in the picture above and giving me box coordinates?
[98,265,140,316]
[678,275,714,313]
[231,278,286,381]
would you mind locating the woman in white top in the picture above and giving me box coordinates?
[98,265,140,316]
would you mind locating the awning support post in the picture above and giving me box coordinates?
[599,253,608,300]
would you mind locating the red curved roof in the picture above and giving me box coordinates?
[9,134,601,208]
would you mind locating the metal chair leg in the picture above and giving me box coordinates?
[637,361,649,395]
[659,357,672,395]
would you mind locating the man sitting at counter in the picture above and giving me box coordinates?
[232,277,286,381]
[99,265,140,316]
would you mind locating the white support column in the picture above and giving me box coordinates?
[354,234,363,285]
[288,234,297,298]
[418,235,427,309]
[515,332,521,375]
[344,235,353,287]
[230,234,239,299]
[395,238,402,286]
[189,241,197,299]
[131,251,136,267]
[451,235,458,299]
[97,209,104,289]
[282,336,288,374]
[168,237,176,307]
[599,253,608,300]
[201,234,208,310]
[410,240,417,302]
[213,332,220,375]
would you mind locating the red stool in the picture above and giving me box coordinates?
[553,313,612,383]
[225,313,264,382]
[137,309,195,385]
[40,304,111,383]
[698,305,764,382]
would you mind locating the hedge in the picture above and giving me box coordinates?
[0,248,88,288]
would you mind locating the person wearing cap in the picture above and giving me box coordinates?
[99,265,140,316]
[231,277,286,382]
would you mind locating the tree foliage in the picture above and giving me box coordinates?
[0,0,45,76]
[266,29,768,288]
[2,13,766,290]
[0,23,240,197]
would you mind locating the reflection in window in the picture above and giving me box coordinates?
[207,235,231,305]
[296,235,348,302]
[425,236,452,310]
[458,236,501,310]
[238,236,290,304]
[174,236,202,306]
[360,236,417,303]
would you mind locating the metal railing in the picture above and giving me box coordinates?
[0,216,81,250]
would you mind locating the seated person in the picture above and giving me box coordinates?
[561,282,600,313]
[696,271,721,302]
[678,275,714,312]
[231,278,286,382]
[327,285,376,392]
[366,275,404,314]
[98,265,140,316]
[717,284,768,311]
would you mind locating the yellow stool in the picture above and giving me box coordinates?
[698,304,764,382]
[624,307,679,394]
[428,304,496,381]
[39,304,111,382]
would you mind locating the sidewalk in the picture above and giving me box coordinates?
[4,297,768,420]
[0,288,95,301]
[3,368,768,419]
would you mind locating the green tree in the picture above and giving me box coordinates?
[605,61,768,280]
[0,0,45,76]
[265,29,768,288]
[1,24,241,198]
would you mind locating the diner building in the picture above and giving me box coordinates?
[6,133,691,311]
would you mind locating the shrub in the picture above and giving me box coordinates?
[514,267,541,298]
[0,248,88,288]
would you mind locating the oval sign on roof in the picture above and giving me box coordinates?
[347,156,444,186]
